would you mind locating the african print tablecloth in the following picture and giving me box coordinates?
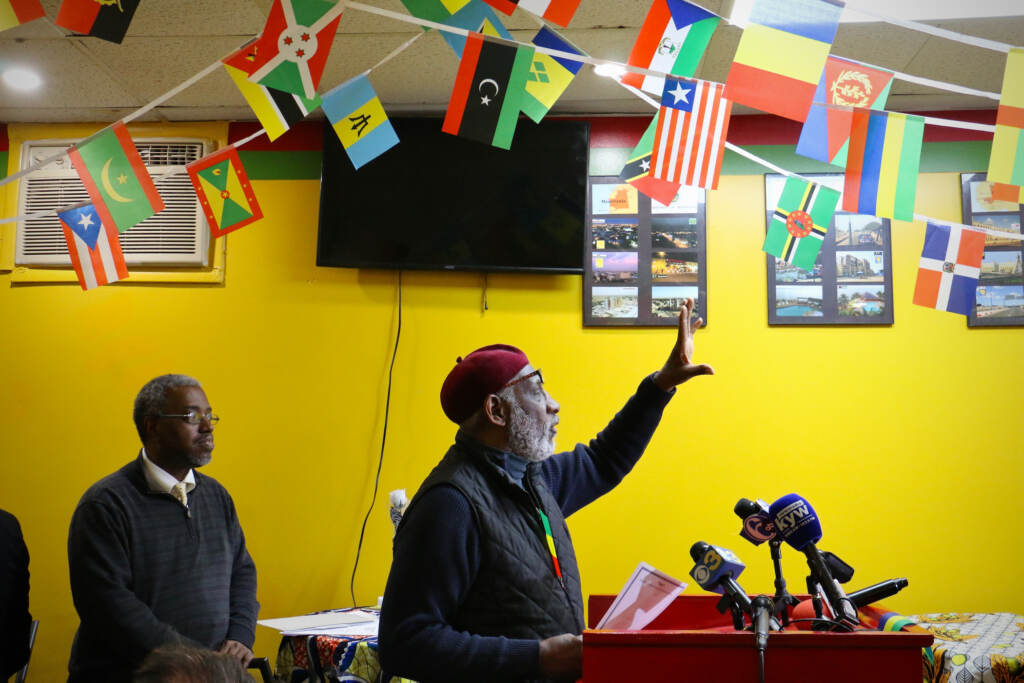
[275,634,414,683]
[905,613,1024,683]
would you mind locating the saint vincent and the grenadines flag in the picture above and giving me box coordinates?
[621,0,719,96]
[223,56,321,142]
[521,27,583,124]
[55,0,140,43]
[0,0,44,33]
[58,201,129,291]
[725,0,843,122]
[763,176,840,271]
[843,109,924,222]
[322,74,400,169]
[619,115,682,206]
[68,122,164,234]
[987,48,1024,189]
[443,33,532,150]
[480,0,581,28]
[186,146,263,237]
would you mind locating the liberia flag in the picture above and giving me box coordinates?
[621,0,719,96]
[56,0,140,43]
[0,0,44,33]
[912,222,985,316]
[650,77,732,190]
[58,202,129,291]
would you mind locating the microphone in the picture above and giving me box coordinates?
[768,494,857,625]
[734,498,776,545]
[688,541,754,616]
[821,551,854,584]
[847,578,909,608]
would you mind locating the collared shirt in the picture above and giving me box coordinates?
[140,448,195,497]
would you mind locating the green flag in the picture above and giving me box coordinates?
[763,177,840,271]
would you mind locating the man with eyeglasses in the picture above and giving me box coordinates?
[380,300,713,683]
[67,374,258,682]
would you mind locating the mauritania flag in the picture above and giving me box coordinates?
[763,177,840,270]
[521,27,583,124]
[68,122,164,234]
[622,0,719,96]
[650,76,732,190]
[56,0,140,43]
[187,146,263,237]
[443,34,533,150]
[843,110,924,221]
[58,202,128,291]
[796,56,894,167]
[619,115,681,206]
[912,222,985,316]
[224,61,320,143]
[322,74,400,170]
[987,48,1024,187]
[0,0,44,33]
[725,0,843,122]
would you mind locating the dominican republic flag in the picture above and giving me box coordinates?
[58,202,129,291]
[912,222,985,316]
[650,76,732,189]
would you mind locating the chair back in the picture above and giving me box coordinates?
[13,619,39,683]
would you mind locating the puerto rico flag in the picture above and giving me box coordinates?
[912,222,985,316]
[58,202,129,291]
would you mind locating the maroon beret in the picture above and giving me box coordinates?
[440,344,530,424]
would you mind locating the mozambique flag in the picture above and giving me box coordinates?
[0,0,44,33]
[443,34,533,150]
[621,0,719,96]
[843,110,924,221]
[725,0,843,122]
[988,48,1024,187]
[763,177,840,270]
[619,115,681,206]
[56,0,140,43]
[68,122,164,234]
[322,74,400,170]
[521,27,583,124]
[186,146,263,238]
[224,62,320,142]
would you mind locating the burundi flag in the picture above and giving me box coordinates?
[186,147,263,238]
[650,76,732,190]
[56,0,140,43]
[796,56,894,167]
[223,0,343,100]
[322,74,400,170]
[58,202,129,290]
[763,177,840,270]
[987,48,1024,187]
[443,34,533,150]
[521,27,584,124]
[621,0,719,96]
[224,62,320,142]
[0,0,44,33]
[912,222,985,316]
[843,110,924,221]
[68,122,164,234]
[619,115,681,206]
[440,0,512,57]
[725,0,844,122]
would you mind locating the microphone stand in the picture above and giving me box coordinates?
[769,539,799,626]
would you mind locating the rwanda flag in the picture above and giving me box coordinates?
[521,27,583,124]
[322,74,400,170]
[763,177,840,270]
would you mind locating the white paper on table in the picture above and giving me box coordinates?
[258,609,377,633]
[282,620,380,637]
[594,562,687,630]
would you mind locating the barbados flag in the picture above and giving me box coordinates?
[322,74,400,170]
[521,27,583,124]
[987,48,1024,188]
[843,110,924,221]
[763,177,840,270]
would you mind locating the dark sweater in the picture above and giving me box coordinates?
[0,509,32,679]
[67,456,259,682]
[379,375,674,682]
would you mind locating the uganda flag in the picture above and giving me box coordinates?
[763,176,840,271]
[68,122,164,234]
[443,33,533,150]
[186,146,263,238]
[0,0,45,33]
[56,0,141,44]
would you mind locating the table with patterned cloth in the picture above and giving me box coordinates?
[901,612,1024,683]
[275,634,413,683]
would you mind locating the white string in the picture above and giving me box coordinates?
[841,1,1018,53]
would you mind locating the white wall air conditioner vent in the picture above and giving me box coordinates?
[15,138,211,267]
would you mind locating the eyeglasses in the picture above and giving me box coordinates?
[154,409,220,425]
[500,368,543,391]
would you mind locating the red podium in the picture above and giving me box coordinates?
[584,595,933,683]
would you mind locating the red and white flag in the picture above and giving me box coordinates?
[651,77,732,189]
[58,202,128,291]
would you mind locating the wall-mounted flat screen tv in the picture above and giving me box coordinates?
[316,117,588,274]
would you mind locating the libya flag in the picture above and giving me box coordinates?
[68,122,164,234]
[186,146,263,237]
[763,177,840,271]
[442,34,533,150]
[55,0,140,43]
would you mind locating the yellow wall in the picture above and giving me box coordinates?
[0,124,1022,680]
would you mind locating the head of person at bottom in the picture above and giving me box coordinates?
[440,344,559,462]
[133,645,253,683]
[133,374,218,481]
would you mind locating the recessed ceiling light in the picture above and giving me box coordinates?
[2,67,42,91]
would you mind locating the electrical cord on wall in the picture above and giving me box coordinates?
[350,270,403,607]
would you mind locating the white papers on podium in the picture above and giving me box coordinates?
[257,608,379,636]
[595,562,687,631]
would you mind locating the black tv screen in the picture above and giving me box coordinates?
[316,117,588,273]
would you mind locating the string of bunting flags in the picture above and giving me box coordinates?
[0,0,1021,310]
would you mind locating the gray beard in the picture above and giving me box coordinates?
[507,400,554,463]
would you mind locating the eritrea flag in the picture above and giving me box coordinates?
[186,146,263,238]
[442,33,533,150]
[56,0,141,43]
[68,122,164,234]
[763,177,840,271]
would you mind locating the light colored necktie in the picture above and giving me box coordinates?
[171,482,189,508]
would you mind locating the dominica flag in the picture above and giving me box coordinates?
[322,74,400,170]
[912,222,985,316]
[224,0,343,100]
[68,122,164,234]
[0,0,44,33]
[725,0,844,122]
[619,115,681,206]
[58,202,129,291]
[56,0,140,43]
[987,48,1024,187]
[843,109,924,221]
[439,0,512,58]
[443,34,533,150]
[521,27,584,124]
[481,0,581,27]
[186,146,263,237]
[224,60,321,142]
[621,0,719,96]
[796,56,894,167]
[763,176,840,270]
